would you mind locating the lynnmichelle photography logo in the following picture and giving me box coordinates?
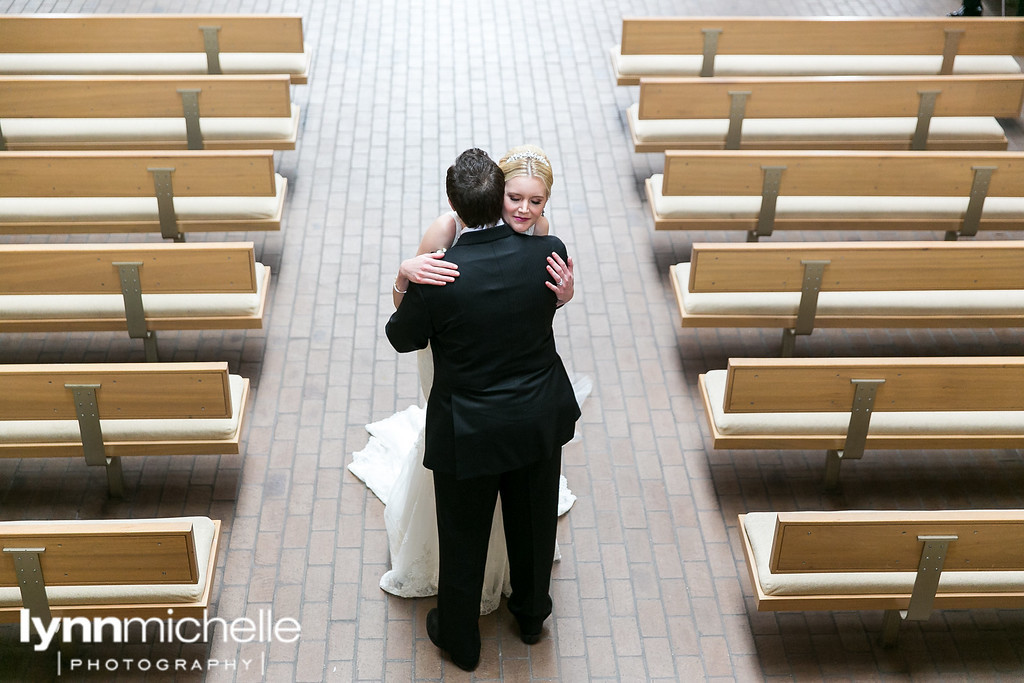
[20,608,300,676]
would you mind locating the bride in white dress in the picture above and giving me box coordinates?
[350,146,587,614]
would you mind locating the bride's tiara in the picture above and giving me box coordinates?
[503,151,550,167]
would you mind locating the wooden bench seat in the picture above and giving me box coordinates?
[629,75,1023,152]
[0,516,221,623]
[612,17,1024,85]
[647,150,1024,239]
[0,242,270,361]
[0,151,285,241]
[0,75,299,151]
[0,362,249,496]
[0,14,310,84]
[672,241,1024,356]
[738,510,1024,646]
[699,357,1024,489]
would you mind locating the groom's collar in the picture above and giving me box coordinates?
[454,223,514,244]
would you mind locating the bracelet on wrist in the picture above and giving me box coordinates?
[393,280,408,295]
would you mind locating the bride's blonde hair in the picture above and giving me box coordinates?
[498,145,554,197]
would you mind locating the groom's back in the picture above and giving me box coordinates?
[386,224,580,477]
[423,230,564,393]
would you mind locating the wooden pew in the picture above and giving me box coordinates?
[0,14,310,84]
[612,16,1024,85]
[0,362,249,496]
[0,75,299,151]
[0,517,221,624]
[628,75,1023,152]
[0,150,285,241]
[698,357,1024,489]
[0,242,270,362]
[738,510,1024,646]
[647,150,1024,240]
[672,241,1024,356]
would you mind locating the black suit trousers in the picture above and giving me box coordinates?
[432,448,562,660]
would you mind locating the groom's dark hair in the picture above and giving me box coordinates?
[446,148,504,228]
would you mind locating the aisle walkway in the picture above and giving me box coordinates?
[1,0,1022,680]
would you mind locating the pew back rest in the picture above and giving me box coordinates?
[637,75,1024,119]
[0,74,293,119]
[621,17,1024,57]
[0,242,260,296]
[660,150,1024,197]
[0,150,277,199]
[0,14,308,83]
[0,362,234,421]
[687,241,1024,293]
[764,510,1024,575]
[0,15,304,57]
[720,357,1024,414]
[0,520,201,588]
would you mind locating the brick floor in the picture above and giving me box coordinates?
[1,0,1023,680]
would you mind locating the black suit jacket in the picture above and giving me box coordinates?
[386,224,581,479]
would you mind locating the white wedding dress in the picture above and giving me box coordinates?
[350,214,589,615]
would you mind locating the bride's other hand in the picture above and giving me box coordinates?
[401,251,460,286]
[545,253,574,307]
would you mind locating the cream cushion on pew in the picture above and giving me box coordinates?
[0,180,286,223]
[0,50,310,76]
[703,369,1024,437]
[673,263,1024,317]
[0,263,267,320]
[0,104,299,144]
[611,47,1024,78]
[0,374,246,444]
[649,175,1024,221]
[742,511,1024,596]
[0,516,216,606]
[627,104,1007,145]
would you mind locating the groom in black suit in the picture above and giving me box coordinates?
[385,148,581,671]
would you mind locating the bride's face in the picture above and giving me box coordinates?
[503,176,548,233]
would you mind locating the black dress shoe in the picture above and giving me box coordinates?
[520,628,542,645]
[947,3,983,15]
[515,616,544,645]
[426,608,479,672]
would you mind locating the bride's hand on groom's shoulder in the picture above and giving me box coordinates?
[546,253,574,307]
[401,251,460,286]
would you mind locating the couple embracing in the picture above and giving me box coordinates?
[385,147,581,670]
